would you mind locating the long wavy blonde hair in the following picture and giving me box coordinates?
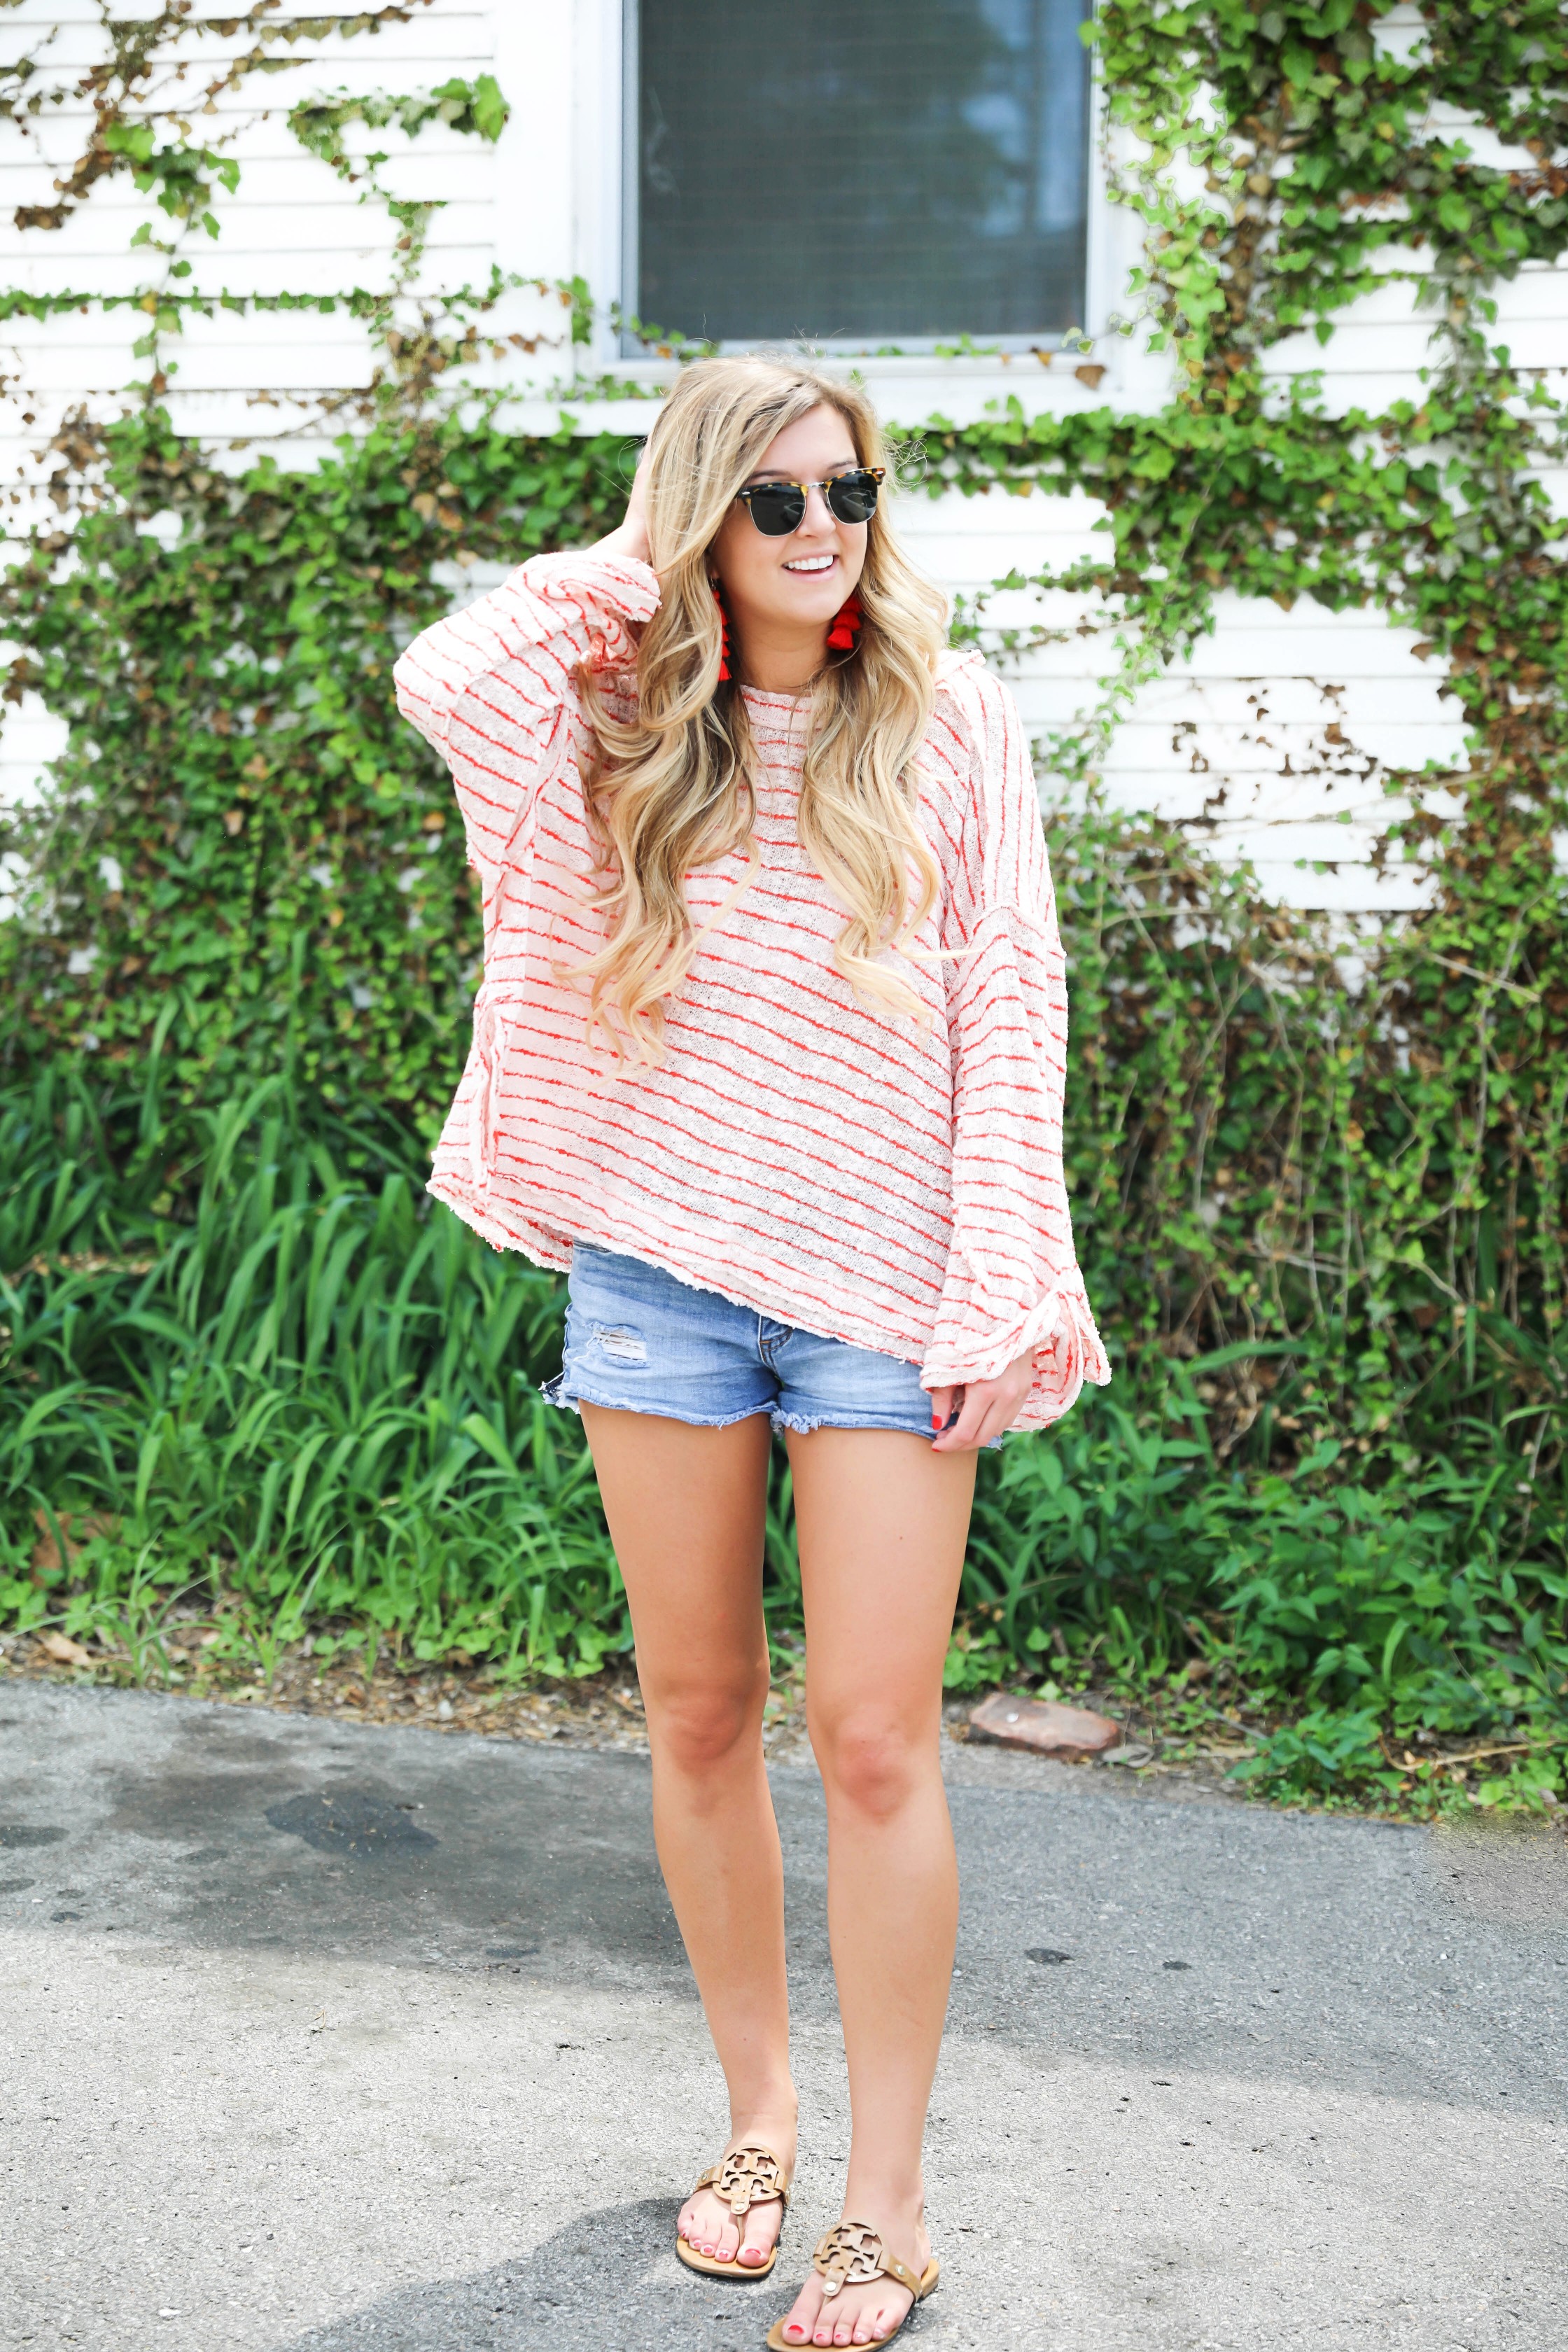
[575,358,948,1059]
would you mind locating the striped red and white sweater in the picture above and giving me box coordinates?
[393,550,1109,1428]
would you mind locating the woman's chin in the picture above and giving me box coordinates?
[729,573,856,640]
[767,587,848,629]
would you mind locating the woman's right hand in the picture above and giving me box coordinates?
[592,447,651,566]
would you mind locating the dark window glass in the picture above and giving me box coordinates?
[628,0,1091,350]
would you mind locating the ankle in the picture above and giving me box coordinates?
[841,2176,925,2243]
[728,2085,798,2150]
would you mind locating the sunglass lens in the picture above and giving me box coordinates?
[747,486,806,536]
[827,471,879,524]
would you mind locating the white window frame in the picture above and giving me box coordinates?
[564,0,1126,405]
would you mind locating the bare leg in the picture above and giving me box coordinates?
[776,1429,976,2348]
[580,1404,795,2269]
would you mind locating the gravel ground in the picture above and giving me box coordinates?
[2,1679,1565,2352]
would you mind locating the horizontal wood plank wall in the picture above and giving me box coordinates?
[1,0,1564,917]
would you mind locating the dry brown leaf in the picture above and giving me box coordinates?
[30,1507,118,1576]
[39,1630,93,1667]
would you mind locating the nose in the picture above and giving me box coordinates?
[796,484,839,536]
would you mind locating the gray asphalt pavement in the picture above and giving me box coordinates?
[1,1681,1564,2352]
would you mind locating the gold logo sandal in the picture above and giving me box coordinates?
[676,2141,792,2281]
[765,2219,940,2347]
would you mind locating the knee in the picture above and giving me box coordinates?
[810,1709,929,1823]
[645,1670,767,1777]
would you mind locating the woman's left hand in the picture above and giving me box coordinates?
[927,1348,1035,1452]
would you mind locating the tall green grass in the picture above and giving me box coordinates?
[3,1068,1564,1805]
[2,1070,629,1675]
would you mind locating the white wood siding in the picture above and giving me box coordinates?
[2,0,1564,913]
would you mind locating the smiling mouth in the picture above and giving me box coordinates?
[783,554,836,575]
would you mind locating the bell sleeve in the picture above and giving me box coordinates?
[922,661,1111,1430]
[393,549,660,888]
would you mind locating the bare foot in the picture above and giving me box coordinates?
[776,2206,932,2346]
[677,2120,797,2272]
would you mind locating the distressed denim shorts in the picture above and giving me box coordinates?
[542,1241,945,1438]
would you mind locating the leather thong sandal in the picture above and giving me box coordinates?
[676,2141,792,2281]
[765,2220,940,2348]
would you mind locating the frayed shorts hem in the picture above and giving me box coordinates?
[540,1374,774,1432]
[540,1374,938,1441]
[769,1406,939,1438]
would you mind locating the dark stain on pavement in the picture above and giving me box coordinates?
[0,1823,66,1847]
[106,1765,288,1844]
[15,1688,690,1983]
[265,1788,438,1856]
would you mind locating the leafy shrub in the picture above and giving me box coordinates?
[5,1066,1563,1809]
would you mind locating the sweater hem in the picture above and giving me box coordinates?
[427,1169,933,1370]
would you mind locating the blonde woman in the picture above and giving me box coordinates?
[395,358,1107,2349]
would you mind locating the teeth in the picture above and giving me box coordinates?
[785,556,834,573]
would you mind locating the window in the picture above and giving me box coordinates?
[625,0,1092,353]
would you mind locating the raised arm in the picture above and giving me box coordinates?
[393,541,659,881]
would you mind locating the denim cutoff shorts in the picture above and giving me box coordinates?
[542,1241,946,1438]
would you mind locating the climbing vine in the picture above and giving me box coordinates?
[4,4,441,236]
[1,1,1566,1797]
[288,73,510,293]
[0,1,570,386]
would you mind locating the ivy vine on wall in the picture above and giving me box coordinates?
[0,0,568,386]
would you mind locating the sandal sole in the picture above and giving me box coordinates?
[764,2262,939,2348]
[677,2236,780,2282]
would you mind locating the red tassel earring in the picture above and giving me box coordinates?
[826,591,862,652]
[711,579,732,680]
